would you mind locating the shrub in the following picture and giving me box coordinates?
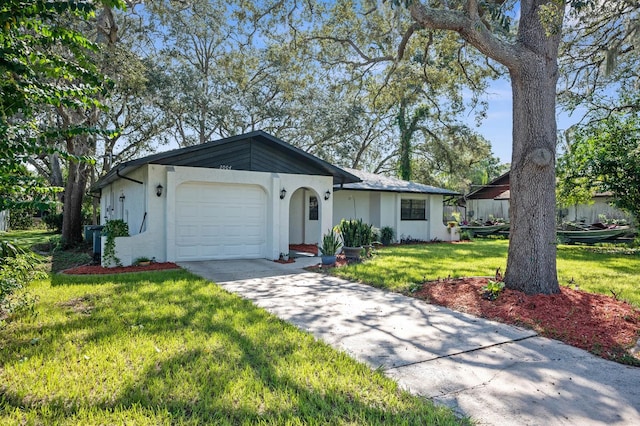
[459,230,474,241]
[102,220,129,267]
[42,212,64,233]
[133,256,151,265]
[0,241,41,325]
[380,226,395,246]
[9,207,33,230]
[481,280,505,301]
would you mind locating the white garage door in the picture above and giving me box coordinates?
[175,183,267,261]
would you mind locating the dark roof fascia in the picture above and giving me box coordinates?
[464,170,511,200]
[92,130,360,191]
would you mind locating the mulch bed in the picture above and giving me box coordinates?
[62,262,181,275]
[289,243,318,255]
[413,277,640,364]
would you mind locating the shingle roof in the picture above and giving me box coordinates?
[336,168,459,196]
[92,131,360,190]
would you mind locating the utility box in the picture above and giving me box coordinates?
[86,225,104,255]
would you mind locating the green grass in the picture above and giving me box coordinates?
[1,229,56,250]
[335,240,640,307]
[3,229,94,272]
[0,269,466,425]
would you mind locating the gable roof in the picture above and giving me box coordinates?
[336,168,459,196]
[465,171,613,201]
[465,171,511,200]
[93,131,360,190]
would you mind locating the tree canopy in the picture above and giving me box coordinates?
[557,113,640,224]
[0,0,117,211]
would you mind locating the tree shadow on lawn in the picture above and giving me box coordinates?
[1,272,463,424]
[215,272,640,424]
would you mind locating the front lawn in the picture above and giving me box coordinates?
[334,240,640,308]
[0,268,465,425]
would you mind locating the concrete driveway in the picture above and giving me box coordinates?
[180,259,640,425]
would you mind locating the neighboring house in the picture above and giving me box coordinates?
[460,171,511,222]
[92,131,458,266]
[457,171,633,225]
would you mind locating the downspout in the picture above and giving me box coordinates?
[115,166,145,234]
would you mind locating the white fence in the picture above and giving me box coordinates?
[0,210,8,232]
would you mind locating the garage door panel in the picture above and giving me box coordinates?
[175,183,267,261]
[176,246,198,258]
[176,224,199,245]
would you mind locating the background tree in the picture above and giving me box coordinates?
[56,5,124,245]
[304,2,496,182]
[1,1,122,223]
[556,1,638,222]
[412,126,499,193]
[558,1,639,123]
[557,114,640,224]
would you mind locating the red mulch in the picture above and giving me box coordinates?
[413,277,640,364]
[289,243,318,255]
[62,262,181,275]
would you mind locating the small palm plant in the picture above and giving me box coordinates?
[319,229,342,256]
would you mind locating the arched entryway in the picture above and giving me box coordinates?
[288,187,322,249]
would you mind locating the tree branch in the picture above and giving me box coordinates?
[311,36,393,64]
[408,1,520,69]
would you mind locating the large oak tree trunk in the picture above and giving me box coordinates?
[503,1,561,295]
[505,67,559,294]
[406,0,565,294]
[61,155,91,245]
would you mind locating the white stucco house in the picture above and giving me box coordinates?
[92,131,458,266]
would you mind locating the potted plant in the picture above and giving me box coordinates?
[362,222,376,257]
[338,219,368,261]
[319,229,342,266]
[278,252,291,262]
[133,256,151,266]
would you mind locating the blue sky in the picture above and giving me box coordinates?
[470,77,584,164]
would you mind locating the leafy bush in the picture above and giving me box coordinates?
[459,230,474,241]
[380,226,395,246]
[102,219,129,267]
[42,212,63,232]
[338,219,373,247]
[9,207,33,230]
[133,256,151,265]
[0,241,41,325]
[481,280,505,301]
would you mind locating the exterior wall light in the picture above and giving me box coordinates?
[324,190,331,200]
[280,188,287,200]
[156,184,163,197]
